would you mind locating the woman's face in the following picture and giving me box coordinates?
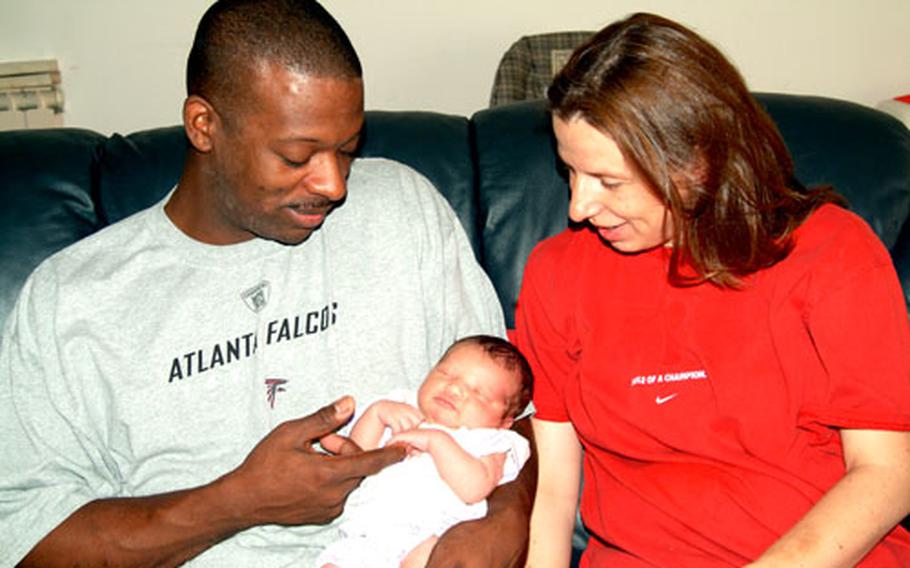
[553,115,673,253]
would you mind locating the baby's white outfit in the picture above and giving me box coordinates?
[316,390,530,567]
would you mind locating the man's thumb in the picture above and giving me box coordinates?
[292,395,356,440]
[331,395,355,422]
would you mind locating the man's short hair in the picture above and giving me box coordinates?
[186,0,361,119]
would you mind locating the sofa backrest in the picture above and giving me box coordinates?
[92,112,481,255]
[757,93,910,314]
[94,126,187,226]
[1,94,908,335]
[473,95,910,327]
[0,112,479,333]
[0,128,105,324]
[358,111,479,252]
[473,101,567,328]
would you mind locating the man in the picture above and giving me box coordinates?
[0,1,531,566]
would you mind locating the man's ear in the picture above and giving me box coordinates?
[183,95,218,153]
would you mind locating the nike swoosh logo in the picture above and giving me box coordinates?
[655,394,678,405]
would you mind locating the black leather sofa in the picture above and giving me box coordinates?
[2,95,909,337]
[1,93,910,558]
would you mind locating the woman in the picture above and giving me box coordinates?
[517,13,910,568]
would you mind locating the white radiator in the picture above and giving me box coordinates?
[0,59,64,130]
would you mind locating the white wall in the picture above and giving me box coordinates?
[1,0,908,134]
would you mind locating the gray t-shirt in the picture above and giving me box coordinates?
[0,158,505,567]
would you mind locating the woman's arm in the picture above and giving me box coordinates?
[526,418,583,568]
[748,428,910,568]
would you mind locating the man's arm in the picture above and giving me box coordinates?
[745,428,910,568]
[425,416,538,568]
[20,397,405,568]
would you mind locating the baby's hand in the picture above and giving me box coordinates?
[388,428,450,456]
[372,400,424,434]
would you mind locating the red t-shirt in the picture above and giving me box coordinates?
[516,205,910,567]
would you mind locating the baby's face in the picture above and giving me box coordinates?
[417,342,519,429]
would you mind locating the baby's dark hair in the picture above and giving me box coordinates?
[447,334,533,419]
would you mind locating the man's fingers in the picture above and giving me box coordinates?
[320,433,363,456]
[339,444,407,479]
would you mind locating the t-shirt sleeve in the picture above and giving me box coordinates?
[0,264,120,566]
[514,240,576,423]
[798,219,910,431]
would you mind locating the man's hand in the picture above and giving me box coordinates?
[218,396,407,527]
[21,397,406,568]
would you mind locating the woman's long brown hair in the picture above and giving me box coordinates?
[548,13,843,287]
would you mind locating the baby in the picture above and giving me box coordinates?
[318,334,533,568]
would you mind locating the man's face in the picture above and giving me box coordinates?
[203,63,364,245]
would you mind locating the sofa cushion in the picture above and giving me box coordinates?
[756,93,910,251]
[756,93,910,309]
[95,126,187,226]
[0,128,104,329]
[473,100,569,328]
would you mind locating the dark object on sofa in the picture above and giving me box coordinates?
[1,93,909,550]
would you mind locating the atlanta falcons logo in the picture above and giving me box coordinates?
[265,378,288,409]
